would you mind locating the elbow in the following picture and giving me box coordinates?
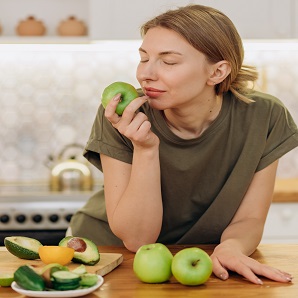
[110,222,161,252]
[123,239,155,253]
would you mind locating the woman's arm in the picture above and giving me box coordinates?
[211,160,293,284]
[101,94,163,252]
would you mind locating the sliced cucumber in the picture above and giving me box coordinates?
[79,273,99,287]
[51,271,81,284]
[52,281,80,291]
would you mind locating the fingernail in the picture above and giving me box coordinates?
[257,278,263,285]
[285,276,292,282]
[113,93,121,101]
[219,273,228,280]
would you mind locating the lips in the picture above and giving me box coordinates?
[144,87,165,98]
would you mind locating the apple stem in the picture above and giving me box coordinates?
[192,259,200,267]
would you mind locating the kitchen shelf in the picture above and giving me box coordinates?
[0,36,91,44]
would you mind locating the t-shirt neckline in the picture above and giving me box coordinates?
[152,92,232,144]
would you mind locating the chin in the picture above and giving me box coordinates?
[147,98,166,110]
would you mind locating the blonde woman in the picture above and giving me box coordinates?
[71,4,297,284]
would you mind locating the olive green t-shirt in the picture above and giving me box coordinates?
[70,91,298,245]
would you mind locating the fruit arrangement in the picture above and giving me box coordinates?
[4,236,100,265]
[14,263,99,291]
[1,235,101,290]
[133,243,213,286]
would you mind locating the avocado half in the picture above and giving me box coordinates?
[4,236,43,260]
[59,236,100,266]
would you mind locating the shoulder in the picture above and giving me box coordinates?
[232,90,290,119]
[231,90,297,132]
[245,90,287,111]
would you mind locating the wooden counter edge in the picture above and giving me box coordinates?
[273,178,298,203]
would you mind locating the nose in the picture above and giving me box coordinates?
[137,60,158,82]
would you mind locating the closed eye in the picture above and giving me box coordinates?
[163,61,177,65]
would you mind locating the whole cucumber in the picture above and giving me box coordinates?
[14,265,45,291]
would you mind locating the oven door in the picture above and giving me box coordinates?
[0,230,67,246]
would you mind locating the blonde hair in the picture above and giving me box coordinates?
[141,4,258,103]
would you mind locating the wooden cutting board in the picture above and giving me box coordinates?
[0,247,123,276]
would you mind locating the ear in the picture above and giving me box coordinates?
[207,61,231,86]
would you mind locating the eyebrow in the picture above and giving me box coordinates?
[139,47,182,56]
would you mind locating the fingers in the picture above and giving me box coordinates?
[249,261,293,284]
[211,252,293,285]
[104,93,148,126]
[104,93,122,125]
[211,255,229,281]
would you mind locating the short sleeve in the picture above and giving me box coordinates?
[83,105,133,171]
[256,99,298,171]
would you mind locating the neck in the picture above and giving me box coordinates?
[163,94,223,139]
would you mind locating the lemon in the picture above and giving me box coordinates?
[39,246,75,265]
[4,236,43,260]
[0,274,14,287]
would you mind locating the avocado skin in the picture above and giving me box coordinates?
[4,236,43,260]
[59,236,100,266]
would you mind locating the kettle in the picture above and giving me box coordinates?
[47,143,93,192]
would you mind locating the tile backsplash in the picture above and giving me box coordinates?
[0,40,297,183]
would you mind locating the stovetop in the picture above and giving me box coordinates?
[0,181,103,230]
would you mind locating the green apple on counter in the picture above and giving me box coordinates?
[101,81,139,115]
[171,247,213,286]
[133,243,173,283]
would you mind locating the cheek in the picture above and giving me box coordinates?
[136,63,144,83]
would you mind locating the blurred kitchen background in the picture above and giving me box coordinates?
[0,0,297,245]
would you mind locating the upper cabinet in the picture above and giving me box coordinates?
[89,0,295,40]
[0,0,297,42]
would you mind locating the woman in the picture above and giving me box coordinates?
[70,5,298,284]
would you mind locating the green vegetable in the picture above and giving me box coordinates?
[14,265,45,291]
[51,271,81,291]
[59,236,100,265]
[4,236,42,260]
[40,263,69,288]
[72,264,87,275]
[79,273,98,287]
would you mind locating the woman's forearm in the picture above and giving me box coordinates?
[110,147,163,251]
[219,217,265,256]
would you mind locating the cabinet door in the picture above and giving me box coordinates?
[89,0,195,40]
[262,203,298,243]
[193,0,292,39]
[89,0,292,39]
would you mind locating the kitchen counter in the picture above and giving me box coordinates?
[0,244,297,297]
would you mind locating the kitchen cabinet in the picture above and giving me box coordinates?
[262,179,298,243]
[262,203,298,243]
[0,0,297,42]
[89,0,295,40]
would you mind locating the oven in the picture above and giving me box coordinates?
[0,182,102,246]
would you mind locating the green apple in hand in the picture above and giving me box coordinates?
[171,247,213,286]
[133,243,173,283]
[101,81,139,115]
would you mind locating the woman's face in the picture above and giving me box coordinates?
[136,26,215,110]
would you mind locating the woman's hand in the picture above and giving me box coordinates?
[210,243,293,284]
[104,93,159,149]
